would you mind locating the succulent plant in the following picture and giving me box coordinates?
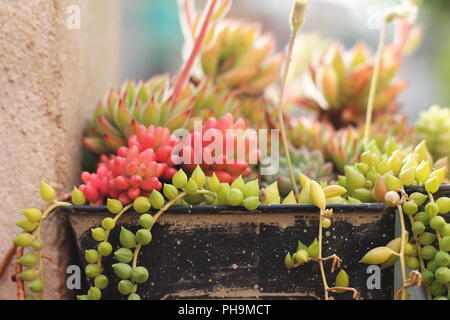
[189,17,283,129]
[288,112,419,174]
[416,105,450,161]
[79,125,178,205]
[292,18,422,130]
[370,113,419,147]
[189,78,272,129]
[83,76,189,154]
[196,19,283,96]
[295,42,408,128]
[287,116,361,174]
[182,1,282,95]
[232,96,273,130]
[288,33,331,82]
[83,75,269,154]
[288,116,333,151]
[324,126,364,175]
[338,139,440,203]
[84,5,281,155]
[180,113,260,183]
[180,79,239,128]
[327,114,418,174]
[263,147,334,196]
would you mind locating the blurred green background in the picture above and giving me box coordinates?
[120,0,450,120]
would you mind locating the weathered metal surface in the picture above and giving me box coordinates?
[406,185,450,198]
[65,203,395,300]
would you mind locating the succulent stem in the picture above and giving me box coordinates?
[131,191,187,271]
[363,21,388,148]
[172,0,218,108]
[317,210,330,300]
[278,0,309,199]
[0,244,16,279]
[428,193,444,241]
[407,214,432,300]
[130,188,215,298]
[131,244,142,271]
[396,203,409,300]
[327,286,360,300]
[15,246,25,300]
[34,201,71,300]
[427,192,435,204]
[97,204,133,269]
[179,0,196,38]
[132,189,213,270]
[12,192,72,300]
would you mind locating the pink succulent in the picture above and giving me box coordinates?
[179,113,260,183]
[79,125,178,205]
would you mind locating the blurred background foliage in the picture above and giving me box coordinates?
[120,0,450,120]
[424,0,450,107]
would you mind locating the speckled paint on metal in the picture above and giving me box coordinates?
[67,204,395,300]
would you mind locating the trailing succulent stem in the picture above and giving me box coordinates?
[363,21,388,148]
[172,0,219,108]
[10,182,71,300]
[317,209,331,300]
[361,155,450,300]
[0,244,16,279]
[284,175,360,300]
[364,0,420,147]
[276,0,309,199]
[396,200,410,300]
[79,166,268,300]
[406,213,431,300]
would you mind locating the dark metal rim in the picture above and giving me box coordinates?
[62,203,389,215]
[406,184,450,193]
[61,185,450,216]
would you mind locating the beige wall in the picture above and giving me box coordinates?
[0,0,119,299]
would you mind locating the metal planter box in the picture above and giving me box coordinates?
[65,203,395,300]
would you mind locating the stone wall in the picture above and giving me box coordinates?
[0,0,119,299]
